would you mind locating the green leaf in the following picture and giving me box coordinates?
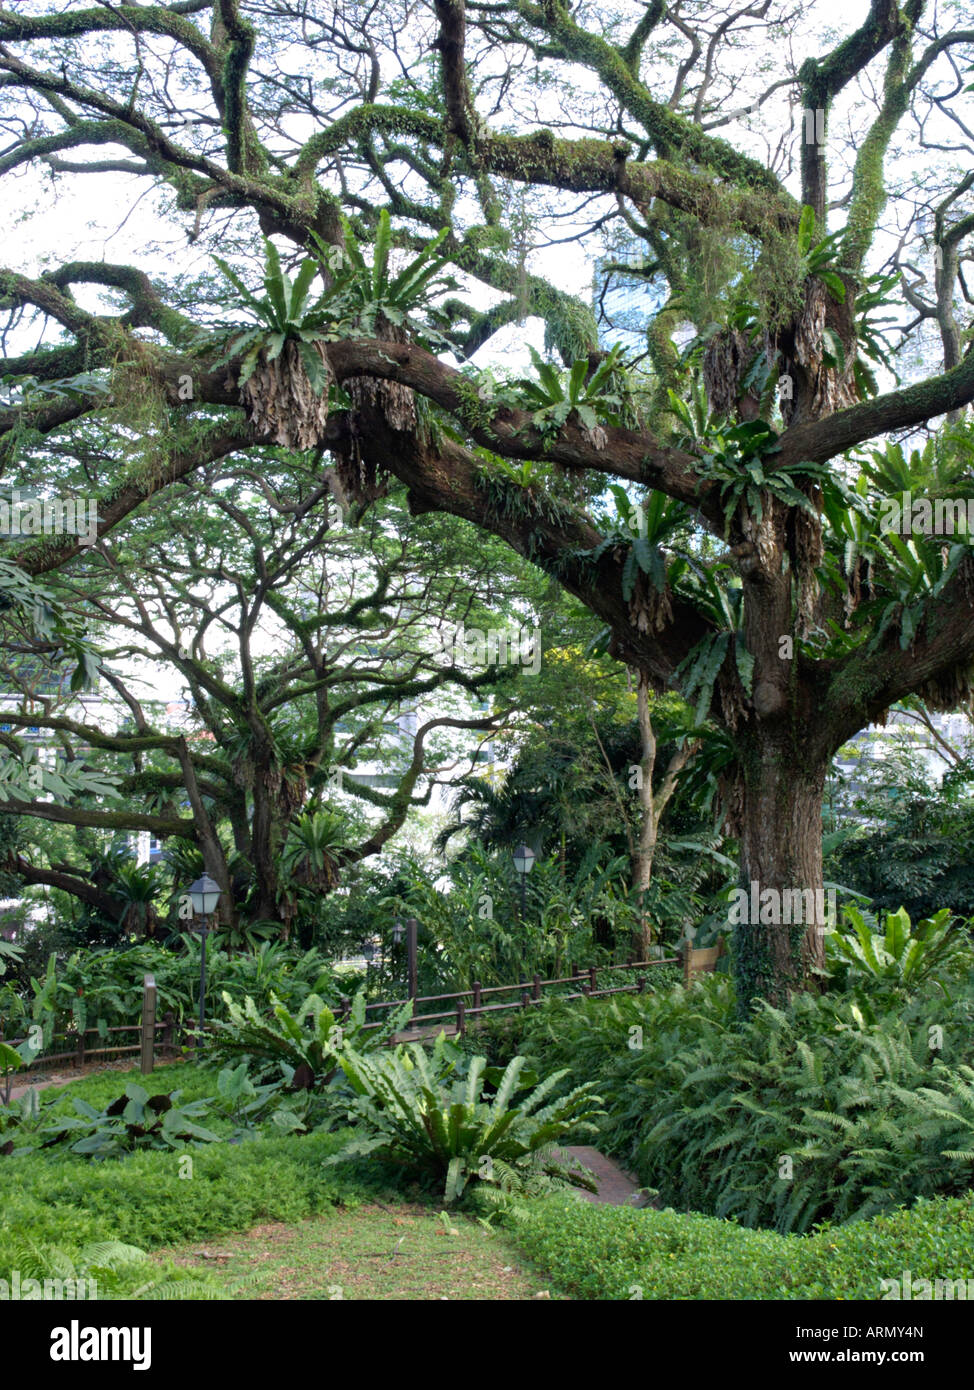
[568,358,588,403]
[666,388,695,434]
[262,241,288,327]
[296,341,329,396]
[372,209,392,302]
[818,272,846,303]
[288,258,320,323]
[212,257,269,321]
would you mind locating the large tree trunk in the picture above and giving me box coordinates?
[733,731,829,1008]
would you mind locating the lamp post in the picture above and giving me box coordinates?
[391,916,418,1003]
[513,843,536,922]
[188,872,222,1040]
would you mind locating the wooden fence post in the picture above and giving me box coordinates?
[161,1010,175,1055]
[588,964,597,991]
[456,999,466,1035]
[532,973,541,1001]
[472,981,482,1013]
[140,973,157,1075]
[683,942,724,988]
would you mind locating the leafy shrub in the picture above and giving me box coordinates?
[208,989,413,1087]
[0,1037,26,1107]
[6,1059,321,1158]
[204,1061,315,1137]
[826,904,972,991]
[327,1039,603,1202]
[825,749,974,921]
[0,939,343,1052]
[384,843,642,994]
[517,975,974,1231]
[35,1082,221,1158]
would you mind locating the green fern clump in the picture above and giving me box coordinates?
[1,1237,237,1300]
[326,1037,604,1203]
[213,212,454,393]
[516,974,974,1233]
[208,988,413,1087]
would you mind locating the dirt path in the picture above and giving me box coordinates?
[559,1145,648,1206]
[6,1056,162,1103]
[157,1203,565,1301]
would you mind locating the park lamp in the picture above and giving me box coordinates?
[513,844,535,875]
[187,872,222,917]
[188,872,222,917]
[187,873,221,1040]
[513,843,535,922]
[392,917,404,945]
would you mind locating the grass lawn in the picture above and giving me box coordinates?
[157,1203,566,1300]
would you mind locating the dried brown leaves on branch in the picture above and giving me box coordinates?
[241,340,332,450]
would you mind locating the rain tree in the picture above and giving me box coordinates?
[1,0,974,999]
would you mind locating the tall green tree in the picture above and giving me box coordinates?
[2,0,974,999]
[0,454,532,930]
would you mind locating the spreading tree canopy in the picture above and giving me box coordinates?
[1,0,974,1000]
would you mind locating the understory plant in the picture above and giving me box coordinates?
[0,940,343,1051]
[1,1237,231,1301]
[516,974,974,1232]
[208,988,413,1087]
[34,1082,222,1159]
[326,1038,604,1203]
[826,904,973,992]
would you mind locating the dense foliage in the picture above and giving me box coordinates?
[513,936,974,1233]
[500,1191,974,1301]
[329,1040,603,1202]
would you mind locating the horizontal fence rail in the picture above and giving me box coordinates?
[1,996,181,1075]
[364,956,682,1037]
[1,946,720,1074]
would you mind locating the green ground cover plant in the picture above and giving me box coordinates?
[498,1190,974,1300]
[0,1066,401,1296]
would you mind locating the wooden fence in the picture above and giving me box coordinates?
[1,942,724,1077]
[1,974,180,1079]
[361,942,724,1039]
